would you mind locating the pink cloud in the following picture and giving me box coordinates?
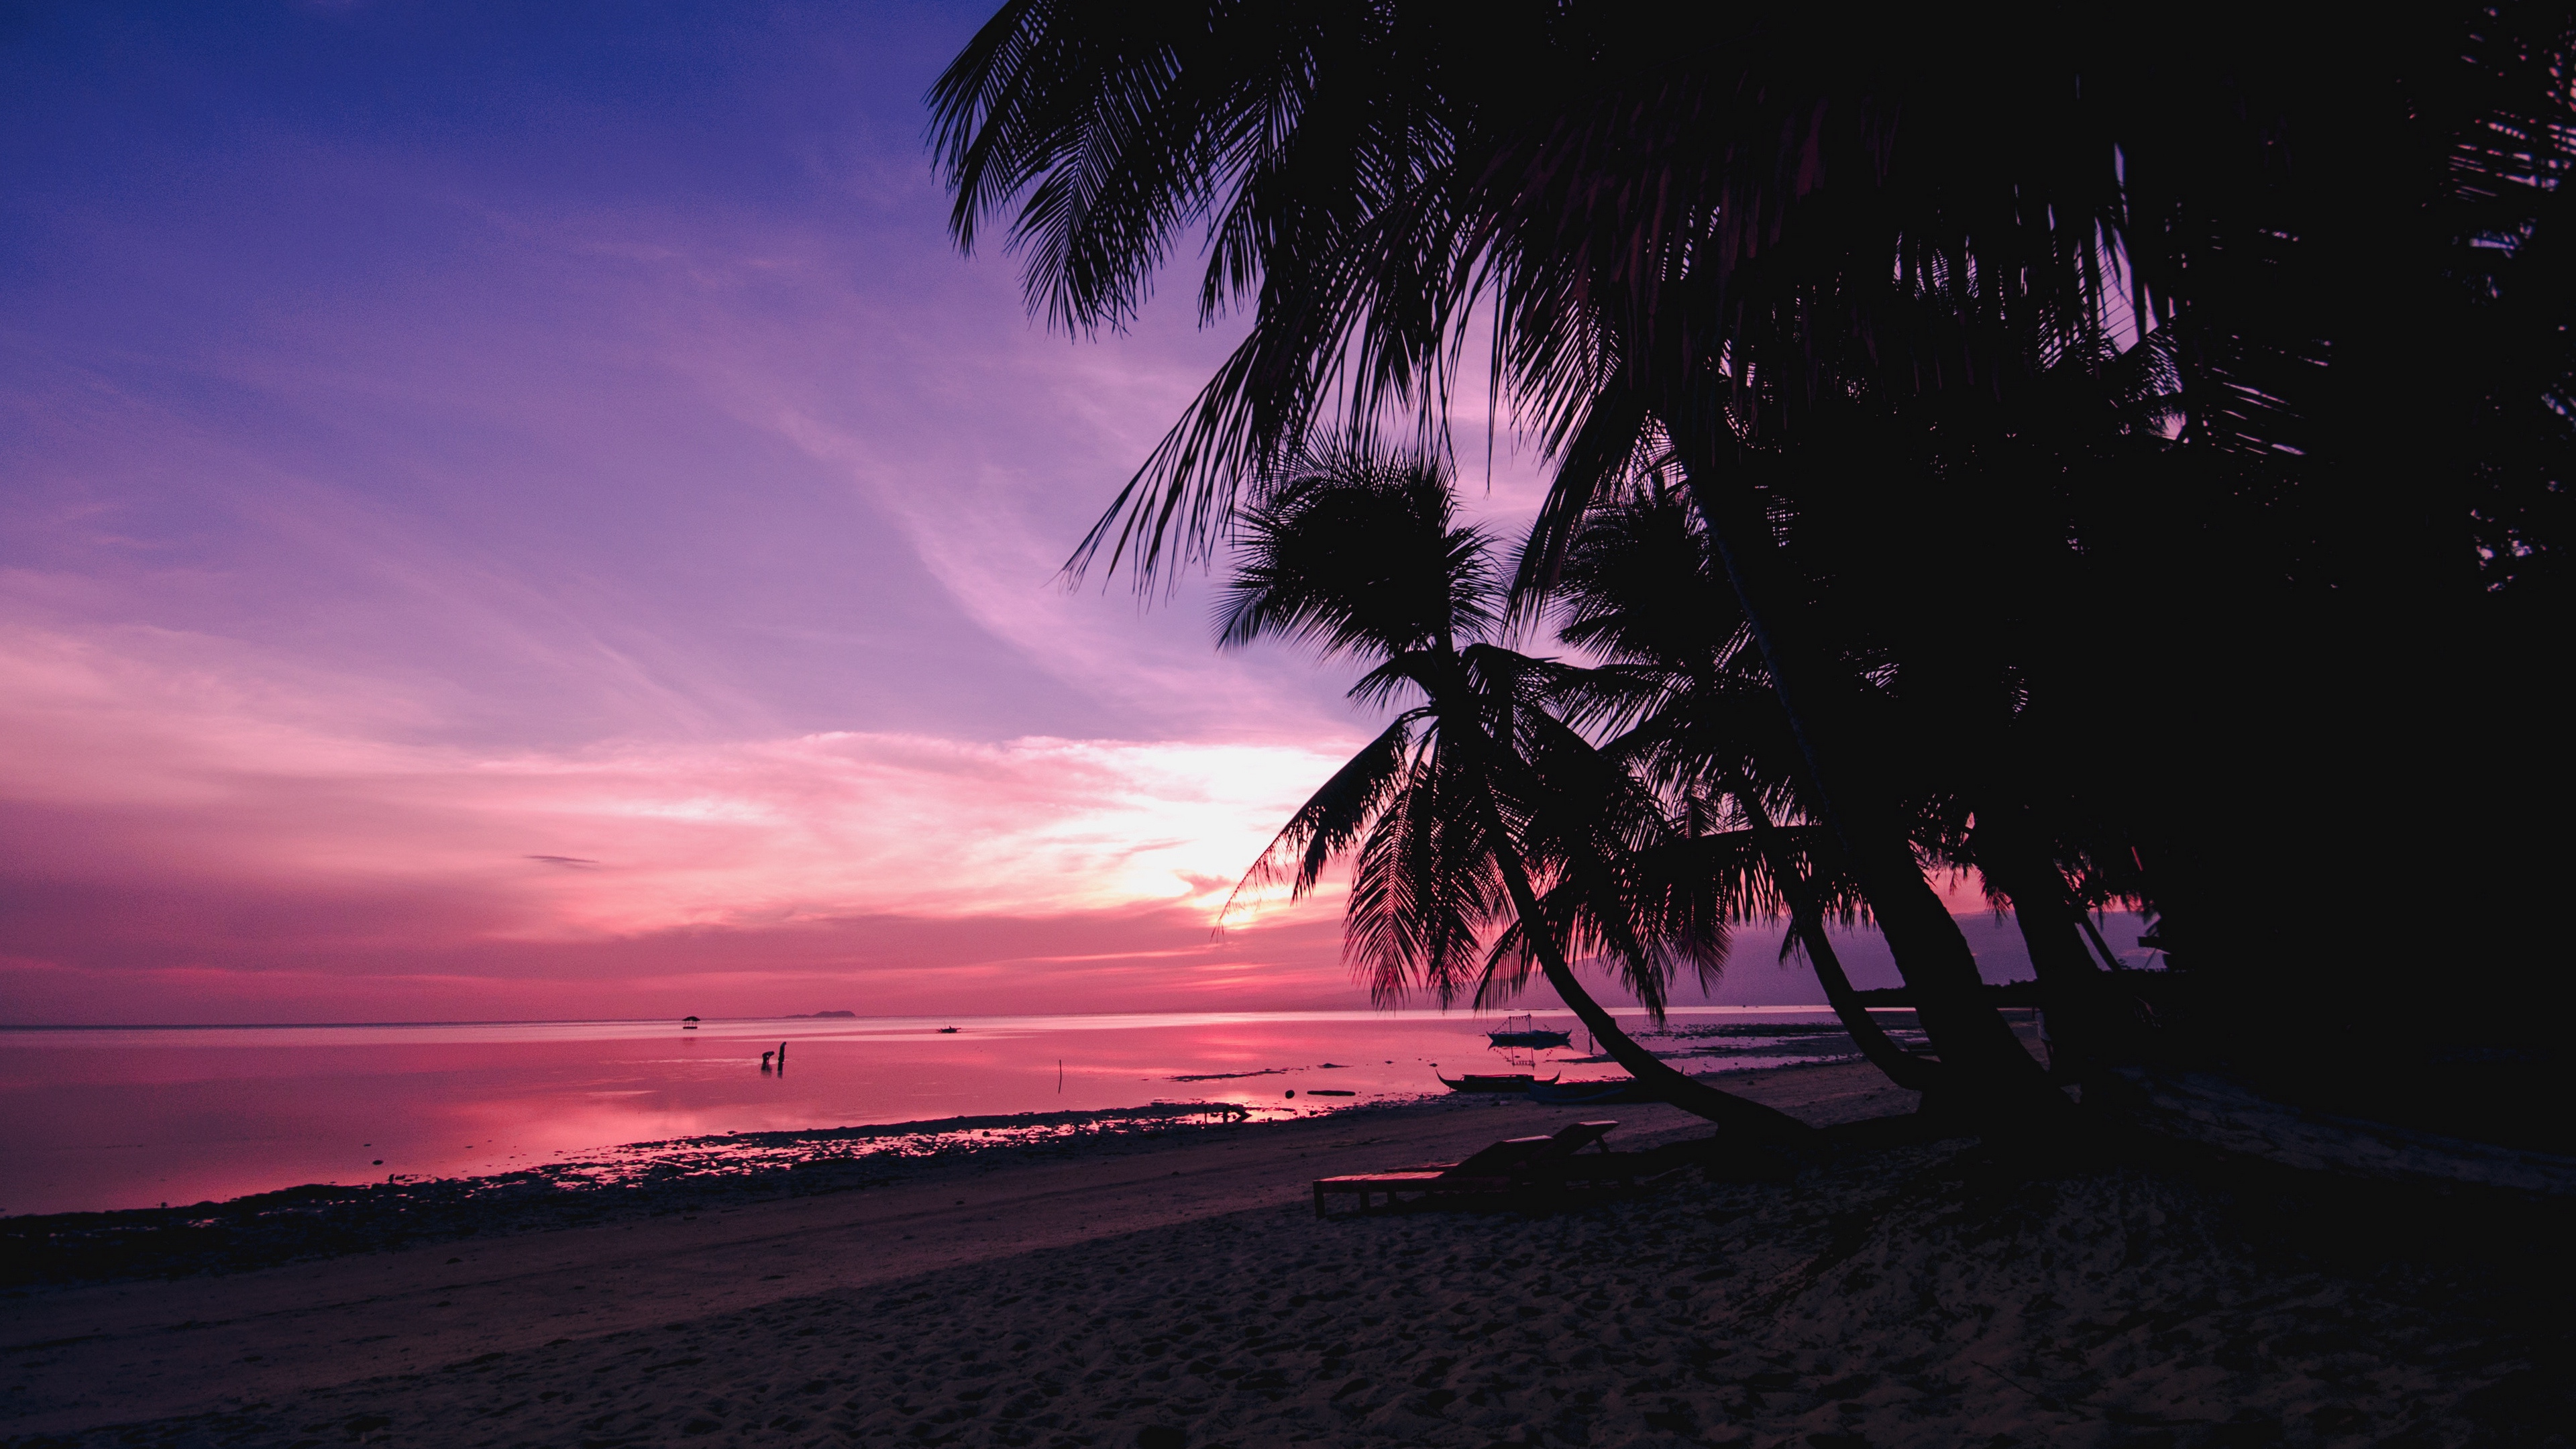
[0,614,1368,1022]
[0,609,2116,1026]
[0,6,2121,1032]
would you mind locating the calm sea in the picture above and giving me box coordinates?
[0,1008,1908,1216]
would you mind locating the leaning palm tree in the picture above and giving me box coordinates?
[1546,487,1944,1093]
[937,0,2576,1155]
[1216,449,1809,1143]
[934,3,2576,1151]
[926,3,2067,1112]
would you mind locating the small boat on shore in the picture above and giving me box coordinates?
[1485,1014,1573,1050]
[1527,1077,1657,1106]
[1437,1071,1559,1093]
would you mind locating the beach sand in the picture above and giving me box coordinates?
[6,1057,2568,1447]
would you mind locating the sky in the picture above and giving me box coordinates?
[0,1,2106,1025]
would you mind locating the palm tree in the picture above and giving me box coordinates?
[933,4,2576,1142]
[926,3,2068,1114]
[1544,488,1945,1093]
[1216,449,1810,1143]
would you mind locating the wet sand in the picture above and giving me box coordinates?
[6,1057,2568,1446]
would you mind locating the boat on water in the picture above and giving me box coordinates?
[681,1016,700,1030]
[1527,1077,1658,1106]
[1484,1013,1573,1049]
[1436,1071,1560,1093]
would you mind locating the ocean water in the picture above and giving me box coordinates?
[0,1008,1921,1216]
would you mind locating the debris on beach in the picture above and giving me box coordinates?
[0,1100,1265,1288]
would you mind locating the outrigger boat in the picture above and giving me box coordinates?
[1485,1013,1573,1050]
[1437,1071,1560,1093]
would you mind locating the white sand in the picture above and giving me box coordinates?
[5,1058,2564,1447]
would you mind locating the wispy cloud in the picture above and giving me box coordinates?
[0,612,1366,1020]
[0,5,2084,1030]
[0,616,1360,922]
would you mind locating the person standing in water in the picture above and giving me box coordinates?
[775,1041,787,1073]
[760,1051,773,1071]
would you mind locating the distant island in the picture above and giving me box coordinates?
[789,1010,856,1018]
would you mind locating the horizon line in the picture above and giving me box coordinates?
[0,1001,1974,1032]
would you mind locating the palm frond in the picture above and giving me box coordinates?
[1344,741,1505,1006]
[1222,712,1424,920]
[1213,449,1499,657]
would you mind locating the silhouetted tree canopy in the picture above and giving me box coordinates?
[934,2,2573,1146]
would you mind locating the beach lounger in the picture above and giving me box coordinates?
[1311,1120,1627,1216]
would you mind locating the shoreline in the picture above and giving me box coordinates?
[2,1015,1928,1223]
[3,1029,1928,1263]
[9,1053,2565,1445]
[1,1100,1275,1289]
[3,1055,1905,1291]
[3,1061,1907,1438]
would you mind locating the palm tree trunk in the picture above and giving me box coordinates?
[2077,915,2126,973]
[1471,790,1813,1144]
[1970,809,2134,1078]
[1725,775,1945,1093]
[1795,924,1945,1088]
[1676,460,2059,1120]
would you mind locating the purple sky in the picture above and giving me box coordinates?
[0,3,2110,1024]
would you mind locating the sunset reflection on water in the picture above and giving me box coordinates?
[0,1008,1894,1215]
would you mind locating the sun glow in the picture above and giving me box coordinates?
[0,623,1354,940]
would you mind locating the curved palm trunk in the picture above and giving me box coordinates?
[2077,915,2126,973]
[1971,808,2135,1079]
[1797,925,1943,1087]
[1725,776,1945,1093]
[1470,791,1813,1144]
[1677,460,2059,1121]
[1971,811,2106,994]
